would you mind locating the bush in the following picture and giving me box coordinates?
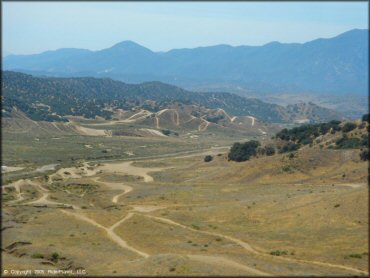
[206,114,224,123]
[360,150,369,161]
[257,147,265,155]
[300,137,313,145]
[265,146,275,156]
[204,155,213,162]
[279,142,300,153]
[362,114,369,123]
[282,165,292,172]
[335,135,361,149]
[349,253,362,259]
[361,135,368,147]
[228,140,260,162]
[51,252,59,262]
[31,253,44,259]
[161,129,171,136]
[270,250,288,256]
[342,122,357,133]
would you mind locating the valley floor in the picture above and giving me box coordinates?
[1,144,369,276]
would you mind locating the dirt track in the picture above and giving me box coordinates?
[3,154,368,276]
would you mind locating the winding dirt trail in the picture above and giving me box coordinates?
[97,161,170,183]
[3,179,27,204]
[217,108,233,122]
[141,214,368,275]
[247,116,256,126]
[3,154,368,276]
[61,210,149,258]
[155,116,160,129]
[199,119,210,131]
[142,214,257,253]
[20,180,80,209]
[91,177,133,204]
[187,254,271,276]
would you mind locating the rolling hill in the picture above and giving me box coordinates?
[2,71,345,128]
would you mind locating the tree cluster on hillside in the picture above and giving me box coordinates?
[276,120,342,145]
[228,140,260,162]
[228,115,368,162]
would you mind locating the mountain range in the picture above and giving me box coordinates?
[3,29,368,96]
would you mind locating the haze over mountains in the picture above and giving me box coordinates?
[4,29,368,96]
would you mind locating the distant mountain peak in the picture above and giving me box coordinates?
[110,40,152,52]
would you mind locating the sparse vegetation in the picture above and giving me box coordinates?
[31,253,44,259]
[270,250,288,256]
[348,253,362,259]
[191,224,200,230]
[50,252,60,262]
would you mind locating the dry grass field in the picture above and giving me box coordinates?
[2,130,368,276]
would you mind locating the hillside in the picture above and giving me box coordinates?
[228,115,369,163]
[2,71,344,125]
[4,29,368,95]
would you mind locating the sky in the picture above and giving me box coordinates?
[2,1,369,55]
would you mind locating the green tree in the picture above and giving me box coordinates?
[228,140,260,162]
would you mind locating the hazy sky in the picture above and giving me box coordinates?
[2,1,368,55]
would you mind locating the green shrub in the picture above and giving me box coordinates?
[300,137,313,145]
[360,150,369,161]
[192,224,200,230]
[50,252,59,262]
[349,253,362,259]
[31,253,44,259]
[161,129,171,136]
[335,135,361,149]
[265,146,275,156]
[270,250,288,256]
[282,165,292,172]
[342,122,357,133]
[361,135,368,147]
[204,155,213,162]
[228,140,260,162]
[279,142,300,153]
[206,114,224,123]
